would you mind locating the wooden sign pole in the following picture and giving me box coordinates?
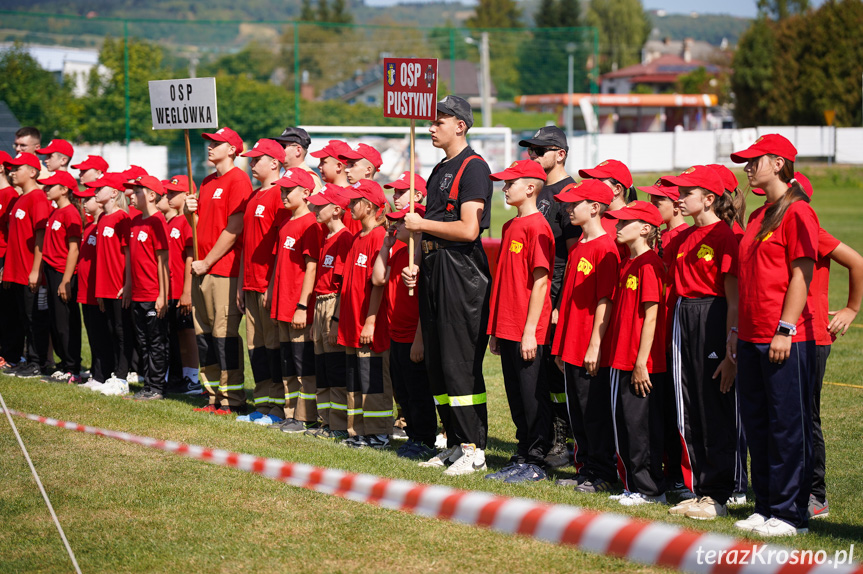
[408,119,416,297]
[184,129,198,260]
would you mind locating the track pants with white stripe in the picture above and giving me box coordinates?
[563,363,617,483]
[610,368,666,496]
[672,297,737,505]
[737,339,815,528]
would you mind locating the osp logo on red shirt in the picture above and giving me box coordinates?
[355,253,368,268]
[283,236,296,250]
[254,205,266,218]
[323,254,335,268]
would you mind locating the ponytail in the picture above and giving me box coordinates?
[626,185,638,203]
[731,188,746,230]
[710,191,737,227]
[646,223,663,259]
[755,156,808,242]
[374,200,393,227]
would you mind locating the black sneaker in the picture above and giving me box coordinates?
[169,376,203,395]
[555,473,591,488]
[133,390,164,401]
[2,361,25,376]
[504,463,547,484]
[14,363,42,378]
[575,477,615,493]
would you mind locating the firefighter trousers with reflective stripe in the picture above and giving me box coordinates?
[418,241,490,449]
[279,321,316,423]
[313,293,346,428]
[345,345,392,436]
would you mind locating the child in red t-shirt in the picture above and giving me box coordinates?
[310,140,361,236]
[731,135,820,537]
[159,176,200,395]
[337,180,392,449]
[125,176,170,400]
[484,160,554,483]
[372,203,436,459]
[73,185,110,389]
[605,201,668,507]
[267,169,323,431]
[661,166,740,520]
[550,179,620,493]
[38,172,83,383]
[307,184,353,440]
[91,172,134,395]
[236,139,288,423]
[0,151,17,368]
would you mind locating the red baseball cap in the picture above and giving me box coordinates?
[638,179,680,201]
[384,171,428,195]
[339,143,383,170]
[72,155,109,172]
[274,168,316,191]
[707,164,739,194]
[344,179,387,207]
[387,204,426,221]
[124,175,165,196]
[308,184,350,209]
[202,127,244,155]
[0,150,11,165]
[661,165,725,196]
[241,138,286,163]
[489,160,548,182]
[163,175,197,193]
[38,171,79,190]
[85,172,127,191]
[310,139,353,160]
[36,139,74,158]
[120,165,148,181]
[554,179,614,205]
[579,159,633,188]
[795,171,813,198]
[5,152,41,171]
[731,134,797,163]
[605,200,663,228]
[73,187,95,199]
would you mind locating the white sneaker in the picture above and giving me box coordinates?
[99,377,129,396]
[418,444,462,468]
[434,433,447,449]
[443,443,486,476]
[79,378,104,390]
[619,492,666,506]
[727,492,747,507]
[254,416,274,426]
[734,512,769,532]
[126,372,139,383]
[609,490,633,501]
[751,517,807,537]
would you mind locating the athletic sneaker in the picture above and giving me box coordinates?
[14,363,42,378]
[555,473,590,488]
[751,517,807,537]
[133,390,164,401]
[396,439,419,456]
[236,411,266,423]
[391,426,408,440]
[809,494,829,519]
[80,369,91,380]
[126,372,139,383]
[668,497,701,515]
[366,434,390,449]
[176,376,203,395]
[193,404,218,413]
[398,442,436,460]
[503,463,547,484]
[99,377,130,396]
[79,378,104,390]
[343,435,369,448]
[683,496,727,520]
[418,444,462,468]
[276,419,308,433]
[443,443,486,476]
[316,428,349,441]
[734,512,769,532]
[40,370,65,383]
[575,477,614,494]
[484,462,522,481]
[609,490,633,501]
[727,492,747,507]
[667,480,688,494]
[257,414,283,426]
[619,492,666,506]
[42,371,80,384]
[1,360,26,376]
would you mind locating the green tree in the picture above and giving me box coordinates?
[757,0,810,20]
[730,18,775,127]
[466,0,522,29]
[0,44,78,140]
[587,0,650,73]
[557,0,582,27]
[198,41,279,83]
[533,0,558,27]
[300,0,316,21]
[330,0,353,25]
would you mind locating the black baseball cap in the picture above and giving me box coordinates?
[519,126,568,152]
[274,126,312,149]
[436,95,474,130]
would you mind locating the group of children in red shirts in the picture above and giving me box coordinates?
[1,126,857,538]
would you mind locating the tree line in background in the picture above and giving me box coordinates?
[732,0,863,127]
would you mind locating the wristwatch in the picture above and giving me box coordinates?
[777,320,797,336]
[296,303,308,311]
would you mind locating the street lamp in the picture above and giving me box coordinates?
[465,33,492,128]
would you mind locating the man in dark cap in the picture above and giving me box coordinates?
[273,126,322,192]
[519,125,581,468]
[402,95,493,476]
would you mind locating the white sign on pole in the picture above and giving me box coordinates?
[148,77,218,130]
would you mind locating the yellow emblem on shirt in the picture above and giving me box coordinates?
[625,274,638,290]
[697,244,714,262]
[509,240,524,254]
[577,257,593,276]
[762,231,773,242]
[677,251,684,259]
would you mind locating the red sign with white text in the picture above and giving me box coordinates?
[383,58,438,121]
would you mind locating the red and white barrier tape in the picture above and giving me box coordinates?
[6,407,861,574]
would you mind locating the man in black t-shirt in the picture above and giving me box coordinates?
[520,126,580,469]
[403,95,492,476]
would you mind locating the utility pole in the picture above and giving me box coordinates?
[481,32,491,128]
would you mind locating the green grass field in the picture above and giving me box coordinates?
[2,165,863,573]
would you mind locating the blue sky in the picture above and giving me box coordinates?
[645,0,824,18]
